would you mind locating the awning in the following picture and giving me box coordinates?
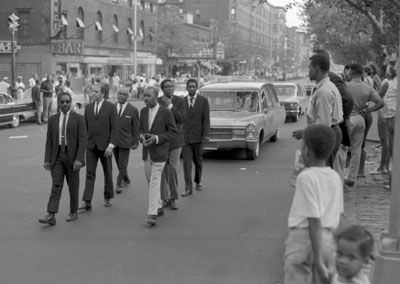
[112,25,119,33]
[200,61,213,70]
[76,17,85,28]
[213,64,222,71]
[95,21,103,31]
[61,15,68,26]
[83,57,108,64]
[127,27,134,35]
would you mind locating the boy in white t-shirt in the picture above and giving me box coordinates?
[284,124,344,284]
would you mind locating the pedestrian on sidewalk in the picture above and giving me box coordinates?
[158,79,186,210]
[284,124,343,284]
[331,225,374,284]
[345,63,384,187]
[139,86,177,226]
[79,84,119,211]
[40,75,54,123]
[39,92,87,225]
[32,79,44,125]
[113,88,139,194]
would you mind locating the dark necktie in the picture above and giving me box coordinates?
[190,97,194,108]
[61,113,67,152]
[95,102,99,115]
[119,104,123,117]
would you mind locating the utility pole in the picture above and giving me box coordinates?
[133,0,138,78]
[8,13,20,99]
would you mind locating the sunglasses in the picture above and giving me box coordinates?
[59,100,71,104]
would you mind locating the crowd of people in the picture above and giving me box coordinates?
[285,49,398,284]
[38,78,210,227]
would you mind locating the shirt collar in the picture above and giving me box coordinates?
[150,103,159,111]
[61,110,71,117]
[351,77,362,82]
[314,77,330,90]
[188,94,197,101]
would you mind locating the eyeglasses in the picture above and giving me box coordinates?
[59,100,71,104]
[164,85,174,88]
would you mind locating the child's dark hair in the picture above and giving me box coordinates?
[335,225,374,260]
[303,124,335,160]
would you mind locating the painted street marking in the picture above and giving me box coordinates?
[9,135,28,139]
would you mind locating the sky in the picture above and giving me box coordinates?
[268,0,304,27]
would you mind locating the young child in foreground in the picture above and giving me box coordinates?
[332,225,374,284]
[284,124,344,284]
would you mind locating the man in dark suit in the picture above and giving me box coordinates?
[79,84,119,210]
[139,86,177,226]
[39,92,87,225]
[158,79,186,210]
[181,79,210,197]
[114,87,139,194]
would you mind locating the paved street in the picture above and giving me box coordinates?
[0,104,304,284]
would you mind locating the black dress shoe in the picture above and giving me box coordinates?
[195,183,203,191]
[38,213,56,225]
[162,199,171,208]
[66,213,78,222]
[104,199,112,207]
[169,200,178,210]
[181,190,192,197]
[157,208,164,217]
[345,180,355,187]
[115,187,122,194]
[147,215,157,226]
[78,202,92,211]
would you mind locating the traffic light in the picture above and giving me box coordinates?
[8,13,20,32]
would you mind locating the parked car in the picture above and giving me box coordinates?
[0,90,36,128]
[272,82,308,122]
[199,82,286,160]
[173,82,188,97]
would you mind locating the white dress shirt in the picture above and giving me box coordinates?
[59,111,70,146]
[94,99,105,115]
[117,102,128,117]
[148,103,160,144]
[187,94,197,107]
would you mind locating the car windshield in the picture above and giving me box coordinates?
[174,84,186,92]
[274,85,296,99]
[201,90,259,112]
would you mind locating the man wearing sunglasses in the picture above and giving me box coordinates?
[39,92,87,225]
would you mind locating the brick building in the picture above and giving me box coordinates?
[0,0,160,90]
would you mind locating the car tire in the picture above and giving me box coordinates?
[291,112,299,122]
[9,115,20,128]
[246,139,260,160]
[269,129,279,142]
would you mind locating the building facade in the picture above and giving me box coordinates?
[0,0,160,90]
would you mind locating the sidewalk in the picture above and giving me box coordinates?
[340,141,391,241]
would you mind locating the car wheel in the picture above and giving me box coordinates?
[246,139,260,160]
[269,129,279,142]
[9,115,20,128]
[291,112,299,122]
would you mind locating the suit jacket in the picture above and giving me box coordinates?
[44,111,87,169]
[84,100,118,151]
[115,102,140,149]
[184,95,210,144]
[139,105,178,162]
[158,95,186,149]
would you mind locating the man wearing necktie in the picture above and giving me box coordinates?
[182,79,210,196]
[139,86,177,226]
[39,92,87,225]
[79,85,119,211]
[113,88,139,194]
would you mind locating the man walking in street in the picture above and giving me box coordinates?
[345,63,384,187]
[139,86,177,226]
[181,79,210,197]
[111,73,121,100]
[0,77,10,95]
[114,87,140,194]
[40,75,54,123]
[79,84,119,211]
[32,79,43,125]
[39,92,87,225]
[158,79,186,210]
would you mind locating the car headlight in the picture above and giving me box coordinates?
[245,124,257,140]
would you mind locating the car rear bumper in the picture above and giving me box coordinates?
[203,140,257,151]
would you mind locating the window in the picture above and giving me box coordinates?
[140,21,145,45]
[140,0,145,10]
[113,15,119,44]
[149,27,153,42]
[18,10,30,39]
[76,7,84,40]
[230,8,236,20]
[96,11,103,43]
[195,8,200,19]
[61,13,68,39]
[150,3,154,12]
[127,18,133,44]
